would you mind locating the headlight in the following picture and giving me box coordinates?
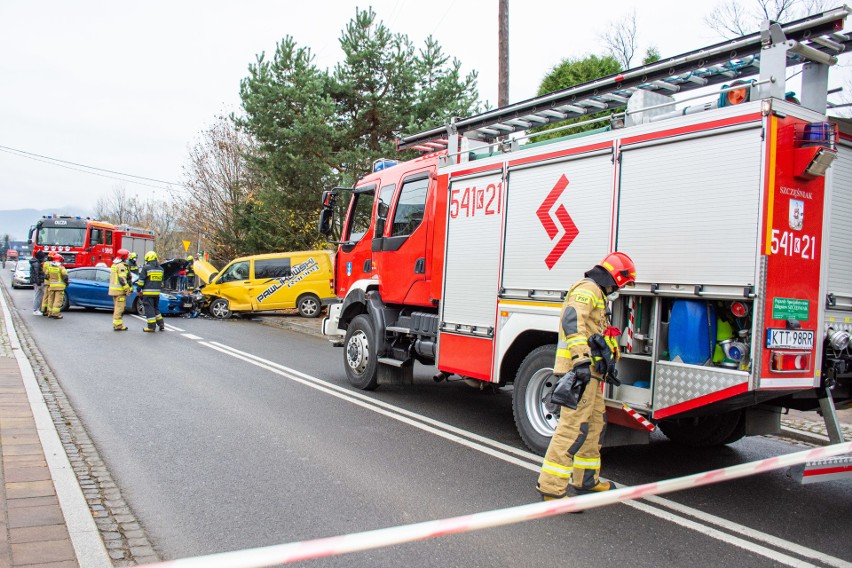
[826,328,850,351]
[161,294,178,301]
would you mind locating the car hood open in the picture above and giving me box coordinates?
[193,260,218,285]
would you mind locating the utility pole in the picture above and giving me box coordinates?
[498,0,509,107]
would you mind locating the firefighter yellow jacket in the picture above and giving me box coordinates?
[554,279,608,376]
[109,261,131,297]
[45,262,68,290]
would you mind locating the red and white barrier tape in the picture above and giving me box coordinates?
[626,296,635,353]
[139,442,851,568]
[623,402,656,432]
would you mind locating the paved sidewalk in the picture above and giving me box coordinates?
[0,308,77,566]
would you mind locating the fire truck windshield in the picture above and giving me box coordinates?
[37,227,86,247]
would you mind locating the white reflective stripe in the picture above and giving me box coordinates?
[541,460,572,478]
[573,456,601,469]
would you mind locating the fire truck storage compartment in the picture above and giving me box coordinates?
[438,169,504,380]
[616,124,763,288]
[825,136,852,324]
[501,152,614,295]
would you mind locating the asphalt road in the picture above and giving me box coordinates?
[3,268,850,567]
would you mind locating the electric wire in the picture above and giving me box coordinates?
[0,144,186,190]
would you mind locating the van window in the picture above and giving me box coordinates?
[218,261,250,283]
[391,176,428,237]
[255,258,291,279]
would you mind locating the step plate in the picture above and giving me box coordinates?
[801,455,852,484]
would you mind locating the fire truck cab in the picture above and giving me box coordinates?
[29,216,154,269]
[320,9,852,466]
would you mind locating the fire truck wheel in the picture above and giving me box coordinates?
[297,294,322,318]
[513,345,559,456]
[344,314,379,390]
[209,298,232,319]
[658,410,744,447]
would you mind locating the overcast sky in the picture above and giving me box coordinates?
[1,1,850,216]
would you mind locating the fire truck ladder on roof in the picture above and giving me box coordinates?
[398,6,852,153]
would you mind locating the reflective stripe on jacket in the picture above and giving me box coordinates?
[109,261,131,296]
[46,263,68,290]
[137,262,164,296]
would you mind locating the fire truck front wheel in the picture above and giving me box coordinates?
[513,345,559,456]
[344,314,379,390]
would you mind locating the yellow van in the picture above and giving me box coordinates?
[194,250,336,319]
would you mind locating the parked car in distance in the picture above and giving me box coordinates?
[61,266,192,316]
[11,262,32,288]
[194,250,336,319]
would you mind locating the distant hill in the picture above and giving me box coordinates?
[0,208,92,241]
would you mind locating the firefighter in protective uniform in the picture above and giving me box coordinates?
[45,253,69,319]
[109,249,133,331]
[127,252,139,276]
[137,251,165,332]
[537,251,636,501]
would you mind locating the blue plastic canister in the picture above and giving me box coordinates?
[668,300,717,365]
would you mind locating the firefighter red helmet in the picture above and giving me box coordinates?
[52,253,64,262]
[598,252,636,288]
[117,248,130,260]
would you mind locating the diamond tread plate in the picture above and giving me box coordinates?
[654,362,746,411]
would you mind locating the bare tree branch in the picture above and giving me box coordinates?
[600,9,638,68]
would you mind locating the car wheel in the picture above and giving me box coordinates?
[297,294,322,318]
[343,314,379,390]
[60,294,70,312]
[208,298,232,319]
[135,298,145,317]
[512,344,559,456]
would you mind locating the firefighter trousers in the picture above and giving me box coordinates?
[112,296,126,329]
[142,296,163,330]
[45,289,65,317]
[537,378,607,498]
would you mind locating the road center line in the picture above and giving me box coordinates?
[200,339,846,568]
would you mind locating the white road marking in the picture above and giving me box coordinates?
[182,334,203,340]
[200,340,850,568]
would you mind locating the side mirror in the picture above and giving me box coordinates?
[319,208,334,236]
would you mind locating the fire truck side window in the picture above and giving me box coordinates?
[104,231,113,245]
[376,184,396,236]
[90,228,103,245]
[345,188,375,243]
[391,177,428,237]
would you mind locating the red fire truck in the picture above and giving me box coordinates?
[319,9,852,475]
[29,216,155,268]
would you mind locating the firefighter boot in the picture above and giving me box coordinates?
[567,480,617,496]
[143,327,155,333]
[113,325,128,331]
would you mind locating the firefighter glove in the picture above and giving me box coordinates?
[574,362,591,384]
[549,370,586,411]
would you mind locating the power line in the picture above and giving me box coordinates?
[0,143,186,189]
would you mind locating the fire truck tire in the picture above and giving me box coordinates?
[512,345,559,456]
[297,294,322,318]
[209,298,232,319]
[344,314,379,390]
[658,410,743,447]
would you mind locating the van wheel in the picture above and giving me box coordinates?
[512,345,559,456]
[344,314,379,390]
[297,294,322,318]
[209,298,232,319]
